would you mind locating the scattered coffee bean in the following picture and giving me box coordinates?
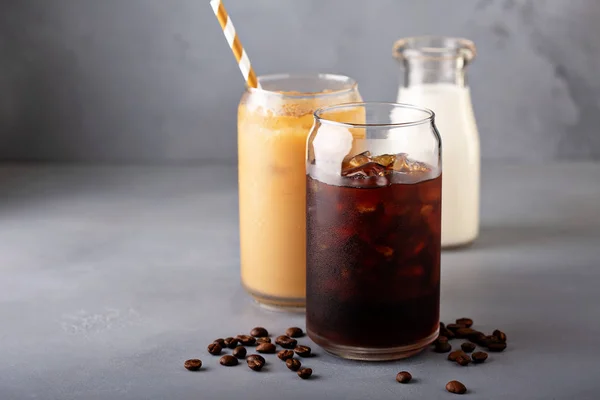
[466,330,484,340]
[456,355,471,366]
[248,359,264,371]
[446,380,467,394]
[207,342,222,355]
[294,345,312,357]
[478,335,498,347]
[487,342,507,352]
[435,335,449,345]
[286,327,304,338]
[396,371,412,383]
[455,328,478,339]
[184,359,202,371]
[213,338,225,347]
[250,327,268,337]
[472,351,488,364]
[246,354,265,364]
[461,342,476,353]
[256,337,271,344]
[441,327,455,339]
[286,358,301,371]
[277,350,294,361]
[297,368,313,379]
[434,341,452,353]
[456,318,473,328]
[440,322,446,330]
[446,323,464,332]
[469,332,487,346]
[448,350,467,362]
[236,335,256,346]
[224,337,238,349]
[493,329,507,343]
[219,355,238,366]
[256,343,276,354]
[276,335,298,349]
[232,346,247,359]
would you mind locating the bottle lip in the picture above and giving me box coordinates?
[247,73,358,99]
[314,102,435,128]
[393,36,476,62]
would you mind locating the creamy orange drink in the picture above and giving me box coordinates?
[238,74,362,309]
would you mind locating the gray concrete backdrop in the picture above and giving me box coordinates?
[0,0,599,164]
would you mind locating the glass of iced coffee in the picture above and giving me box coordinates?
[238,74,362,310]
[306,102,442,360]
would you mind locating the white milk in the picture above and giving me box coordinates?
[397,83,480,247]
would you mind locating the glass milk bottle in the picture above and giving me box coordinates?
[393,36,480,248]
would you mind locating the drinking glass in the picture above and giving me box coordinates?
[306,102,442,360]
[238,73,362,310]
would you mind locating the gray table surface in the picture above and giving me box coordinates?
[0,162,599,400]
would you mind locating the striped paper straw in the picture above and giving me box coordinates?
[210,0,260,88]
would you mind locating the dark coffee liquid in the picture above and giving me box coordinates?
[306,171,441,348]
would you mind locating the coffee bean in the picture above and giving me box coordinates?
[207,343,222,355]
[493,329,507,343]
[469,332,487,346]
[286,358,301,371]
[233,346,247,359]
[446,323,465,332]
[294,345,312,357]
[435,335,449,345]
[219,355,238,366]
[448,350,467,362]
[213,338,225,347]
[446,380,467,394]
[224,337,238,349]
[297,368,313,379]
[466,330,484,340]
[434,342,452,353]
[256,337,271,344]
[455,328,479,339]
[246,354,265,364]
[396,371,412,383]
[456,355,471,366]
[184,359,202,371]
[248,359,264,371]
[256,343,276,354]
[456,318,473,328]
[461,342,476,353]
[236,335,256,346]
[441,327,455,339]
[487,342,507,352]
[277,350,294,361]
[250,327,269,337]
[472,351,488,364]
[478,335,498,347]
[286,327,304,338]
[276,335,298,349]
[440,322,446,330]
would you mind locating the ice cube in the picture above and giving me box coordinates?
[312,124,354,177]
[391,153,431,173]
[343,151,372,169]
[371,154,396,168]
[375,245,394,259]
[342,162,386,178]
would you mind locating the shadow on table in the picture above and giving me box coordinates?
[453,224,595,252]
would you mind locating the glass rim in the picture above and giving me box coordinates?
[247,73,358,99]
[393,35,476,62]
[314,102,435,128]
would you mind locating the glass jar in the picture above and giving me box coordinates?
[238,73,362,310]
[306,102,441,360]
[394,36,480,248]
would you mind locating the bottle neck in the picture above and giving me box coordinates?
[403,57,468,87]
